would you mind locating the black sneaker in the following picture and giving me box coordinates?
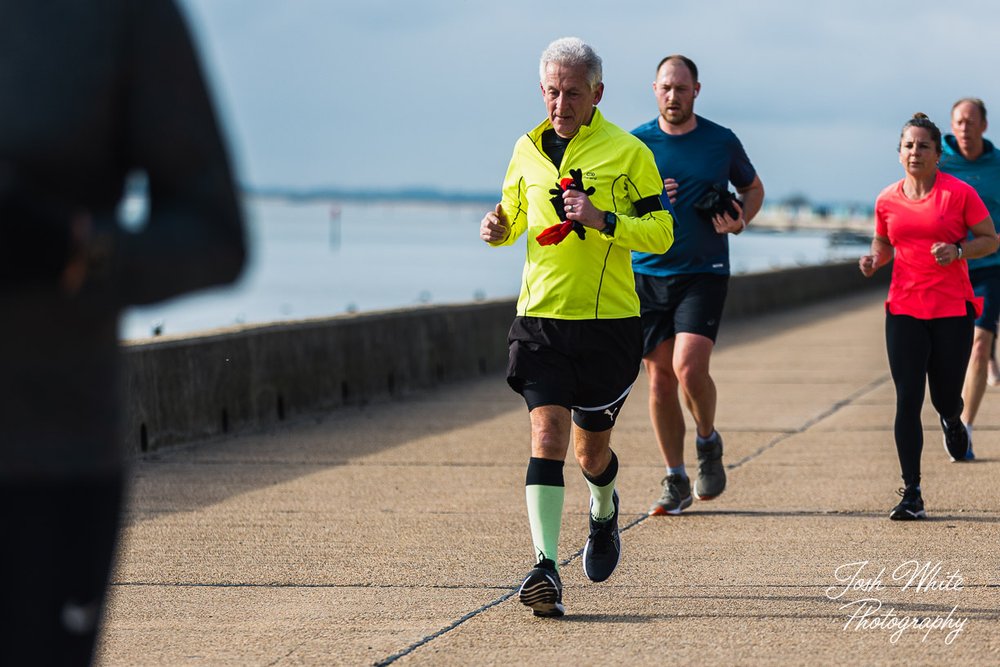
[648,474,693,516]
[941,416,970,462]
[889,486,926,521]
[518,558,564,617]
[583,490,620,583]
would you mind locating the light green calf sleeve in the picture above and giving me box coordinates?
[525,484,564,566]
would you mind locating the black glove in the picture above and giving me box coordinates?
[539,168,596,245]
[692,183,740,223]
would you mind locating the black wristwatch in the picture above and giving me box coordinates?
[955,242,964,259]
[602,211,617,237]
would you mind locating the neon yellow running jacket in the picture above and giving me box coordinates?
[492,107,674,320]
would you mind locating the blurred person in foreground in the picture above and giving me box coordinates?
[631,55,764,516]
[480,37,672,617]
[940,98,1000,457]
[0,1,246,663]
[859,113,997,520]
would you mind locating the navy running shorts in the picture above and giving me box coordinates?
[970,265,1000,335]
[634,272,729,355]
[506,316,642,432]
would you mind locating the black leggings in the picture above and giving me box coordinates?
[885,306,974,486]
[0,475,125,666]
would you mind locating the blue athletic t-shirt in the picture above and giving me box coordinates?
[940,135,1000,271]
[631,115,757,276]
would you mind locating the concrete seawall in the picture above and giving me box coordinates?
[122,260,887,455]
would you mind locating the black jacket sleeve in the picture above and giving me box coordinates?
[110,0,246,306]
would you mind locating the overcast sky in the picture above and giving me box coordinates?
[178,0,1000,205]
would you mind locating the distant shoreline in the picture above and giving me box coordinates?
[244,185,499,205]
[244,185,874,233]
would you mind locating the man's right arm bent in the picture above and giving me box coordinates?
[484,149,530,247]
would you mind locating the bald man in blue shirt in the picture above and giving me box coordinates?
[940,97,1000,460]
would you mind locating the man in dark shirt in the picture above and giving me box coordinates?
[0,1,246,663]
[631,55,764,516]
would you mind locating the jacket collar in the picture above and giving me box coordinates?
[528,106,605,144]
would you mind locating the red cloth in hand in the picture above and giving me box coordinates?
[536,220,575,246]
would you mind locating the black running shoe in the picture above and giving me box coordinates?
[889,485,926,521]
[940,416,970,462]
[518,558,564,617]
[583,490,620,583]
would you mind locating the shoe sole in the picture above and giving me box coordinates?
[518,575,564,618]
[648,495,693,516]
[694,481,725,501]
[889,509,927,520]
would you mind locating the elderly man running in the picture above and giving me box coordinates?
[480,37,673,617]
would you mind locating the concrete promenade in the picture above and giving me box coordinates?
[96,290,1000,666]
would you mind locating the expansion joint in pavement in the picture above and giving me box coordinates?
[726,373,891,470]
[374,373,892,666]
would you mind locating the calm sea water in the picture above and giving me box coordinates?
[120,197,869,340]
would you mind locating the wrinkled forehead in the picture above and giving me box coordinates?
[542,62,594,89]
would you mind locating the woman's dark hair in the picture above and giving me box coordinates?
[899,112,942,154]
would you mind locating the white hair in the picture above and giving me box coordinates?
[539,37,602,90]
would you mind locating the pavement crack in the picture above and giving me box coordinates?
[372,590,517,666]
[373,374,894,666]
[371,512,648,666]
[110,581,513,590]
[726,373,891,470]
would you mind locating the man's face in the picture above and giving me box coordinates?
[541,62,603,139]
[654,60,699,127]
[952,101,987,153]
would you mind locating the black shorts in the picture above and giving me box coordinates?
[970,265,1000,334]
[635,272,729,355]
[506,316,642,432]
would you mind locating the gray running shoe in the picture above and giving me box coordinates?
[694,434,727,500]
[648,473,693,516]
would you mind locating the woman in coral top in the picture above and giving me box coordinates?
[860,113,998,521]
